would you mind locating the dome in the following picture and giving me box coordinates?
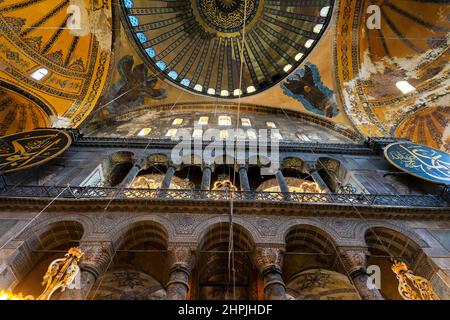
[120,0,334,98]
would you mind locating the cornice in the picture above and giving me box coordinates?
[0,197,448,221]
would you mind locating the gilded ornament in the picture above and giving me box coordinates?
[391,261,437,300]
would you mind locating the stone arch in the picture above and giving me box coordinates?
[192,216,260,244]
[110,216,176,250]
[248,154,271,167]
[276,219,343,245]
[282,223,343,286]
[102,219,171,300]
[17,215,93,242]
[10,220,84,295]
[102,151,135,187]
[362,225,434,300]
[145,153,169,168]
[316,157,350,192]
[355,222,429,249]
[364,227,423,263]
[180,153,203,166]
[285,224,338,254]
[195,221,256,300]
[114,221,169,251]
[198,222,255,253]
[281,156,306,172]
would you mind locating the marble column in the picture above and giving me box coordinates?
[116,160,143,189]
[306,162,331,193]
[339,247,384,300]
[161,164,177,190]
[59,241,113,300]
[166,245,196,300]
[275,170,291,201]
[238,165,251,192]
[253,246,286,300]
[201,165,212,190]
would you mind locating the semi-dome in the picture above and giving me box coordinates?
[120,0,334,98]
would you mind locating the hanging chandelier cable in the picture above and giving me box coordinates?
[225,0,249,300]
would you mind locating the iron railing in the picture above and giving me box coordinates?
[0,185,448,208]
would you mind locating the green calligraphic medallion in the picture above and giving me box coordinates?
[384,142,450,185]
[0,129,72,174]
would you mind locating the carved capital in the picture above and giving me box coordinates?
[78,241,113,279]
[253,246,285,274]
[305,161,318,172]
[167,244,196,273]
[339,247,369,276]
[134,158,146,169]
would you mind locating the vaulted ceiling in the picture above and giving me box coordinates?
[0,0,112,133]
[0,0,449,151]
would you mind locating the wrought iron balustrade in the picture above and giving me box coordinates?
[0,185,448,208]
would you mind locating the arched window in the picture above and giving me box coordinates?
[137,128,152,136]
[218,116,231,126]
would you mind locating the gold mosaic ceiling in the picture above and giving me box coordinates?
[120,0,334,98]
[0,0,448,152]
[335,0,449,150]
[0,0,111,134]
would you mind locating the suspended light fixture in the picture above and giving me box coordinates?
[0,247,83,300]
[391,261,437,300]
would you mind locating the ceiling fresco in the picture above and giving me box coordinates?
[0,85,50,135]
[0,0,112,132]
[120,0,334,98]
[395,106,449,152]
[0,0,448,152]
[335,0,450,150]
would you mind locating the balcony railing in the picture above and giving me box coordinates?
[0,185,448,208]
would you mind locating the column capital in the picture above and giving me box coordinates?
[338,246,370,276]
[133,157,146,169]
[237,164,248,170]
[304,161,318,171]
[253,246,285,274]
[78,241,113,279]
[167,161,178,169]
[167,244,196,273]
[202,163,212,170]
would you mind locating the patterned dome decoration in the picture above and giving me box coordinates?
[120,0,334,98]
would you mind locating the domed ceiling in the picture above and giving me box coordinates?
[0,0,112,132]
[120,0,334,98]
[0,85,50,135]
[335,0,450,150]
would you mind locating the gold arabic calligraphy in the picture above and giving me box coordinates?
[0,130,71,173]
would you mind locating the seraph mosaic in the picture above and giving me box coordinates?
[107,55,167,112]
[281,63,338,118]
